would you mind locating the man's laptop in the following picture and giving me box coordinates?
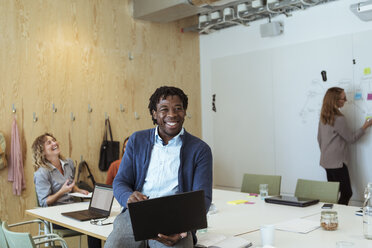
[61,183,114,221]
[128,190,208,241]
[264,195,319,207]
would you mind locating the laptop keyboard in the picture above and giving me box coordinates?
[79,211,105,219]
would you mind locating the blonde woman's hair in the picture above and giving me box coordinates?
[31,133,65,171]
[320,87,344,126]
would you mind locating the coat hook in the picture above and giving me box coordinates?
[88,104,93,113]
[128,52,134,61]
[120,104,125,113]
[12,104,16,113]
[80,155,83,162]
[105,112,109,120]
[33,112,38,122]
[71,112,75,121]
[52,103,57,113]
[134,111,140,120]
[186,113,192,119]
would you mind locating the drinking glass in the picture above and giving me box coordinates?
[259,184,268,199]
[260,224,275,246]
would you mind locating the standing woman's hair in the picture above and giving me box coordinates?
[320,87,344,126]
[31,133,65,171]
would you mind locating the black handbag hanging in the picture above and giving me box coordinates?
[98,118,120,171]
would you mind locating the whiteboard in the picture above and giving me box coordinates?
[211,30,372,201]
[352,30,372,200]
[212,50,275,188]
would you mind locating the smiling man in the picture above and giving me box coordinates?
[105,86,213,248]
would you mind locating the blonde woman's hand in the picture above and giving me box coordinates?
[60,179,75,194]
[77,188,89,195]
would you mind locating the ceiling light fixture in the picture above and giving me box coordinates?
[350,0,372,21]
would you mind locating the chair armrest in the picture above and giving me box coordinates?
[8,219,45,227]
[8,219,51,233]
[33,233,61,240]
[34,237,68,248]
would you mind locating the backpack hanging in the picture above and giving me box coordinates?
[76,160,96,192]
[98,118,120,171]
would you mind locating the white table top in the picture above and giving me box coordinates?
[238,203,372,247]
[208,189,321,236]
[26,199,122,240]
[27,189,367,246]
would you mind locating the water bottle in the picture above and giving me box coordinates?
[363,183,372,239]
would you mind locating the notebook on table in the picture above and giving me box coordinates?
[264,195,319,207]
[61,183,114,221]
[128,190,208,241]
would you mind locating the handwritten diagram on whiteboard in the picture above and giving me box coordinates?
[299,75,372,124]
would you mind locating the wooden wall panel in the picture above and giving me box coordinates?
[0,0,201,239]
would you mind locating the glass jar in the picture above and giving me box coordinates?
[320,210,338,231]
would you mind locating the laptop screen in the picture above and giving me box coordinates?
[90,184,114,212]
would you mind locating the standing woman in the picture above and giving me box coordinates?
[32,133,101,248]
[318,87,372,205]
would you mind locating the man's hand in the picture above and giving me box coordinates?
[126,191,148,206]
[154,232,187,247]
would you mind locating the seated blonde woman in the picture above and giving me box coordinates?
[32,133,101,248]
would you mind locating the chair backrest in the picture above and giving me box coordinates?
[2,221,35,248]
[294,179,340,204]
[0,219,9,248]
[241,173,282,196]
[35,190,41,207]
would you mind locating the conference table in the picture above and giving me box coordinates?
[26,189,370,247]
[239,203,372,247]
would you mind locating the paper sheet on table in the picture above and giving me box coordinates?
[197,233,227,247]
[275,218,320,234]
[209,237,252,248]
[111,198,123,213]
[68,192,92,198]
[197,233,252,248]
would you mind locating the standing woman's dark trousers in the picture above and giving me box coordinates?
[325,164,352,205]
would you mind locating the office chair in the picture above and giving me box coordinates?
[2,220,68,248]
[241,173,282,196]
[0,219,9,248]
[1,218,50,241]
[295,179,340,204]
[35,190,82,247]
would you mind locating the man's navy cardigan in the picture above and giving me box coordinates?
[113,128,213,213]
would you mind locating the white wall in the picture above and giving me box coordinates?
[200,0,372,198]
